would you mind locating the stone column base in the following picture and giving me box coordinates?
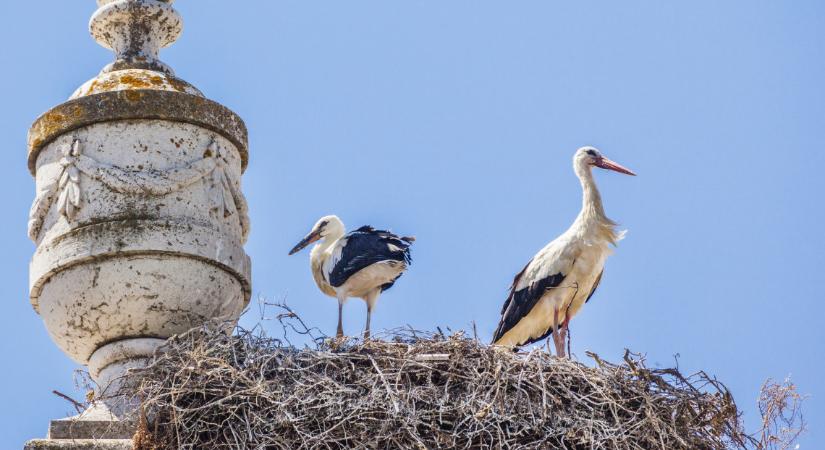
[24,403,134,450]
[24,440,132,450]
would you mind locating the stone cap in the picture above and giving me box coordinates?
[28,89,249,175]
[71,69,203,100]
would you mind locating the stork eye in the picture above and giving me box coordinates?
[586,149,597,157]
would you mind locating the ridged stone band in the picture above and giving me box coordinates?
[29,219,252,312]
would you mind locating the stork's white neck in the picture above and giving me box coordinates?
[575,165,607,222]
[571,163,624,245]
[310,228,345,262]
[309,235,340,298]
[313,231,344,252]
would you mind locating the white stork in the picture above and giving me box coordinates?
[289,215,414,338]
[492,147,635,357]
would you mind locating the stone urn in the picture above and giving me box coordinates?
[27,0,251,413]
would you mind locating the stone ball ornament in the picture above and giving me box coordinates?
[26,0,251,412]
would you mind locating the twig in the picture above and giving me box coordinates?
[52,390,85,414]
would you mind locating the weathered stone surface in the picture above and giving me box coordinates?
[30,219,251,302]
[28,90,249,174]
[25,398,136,448]
[90,0,181,74]
[48,403,135,440]
[24,440,132,450]
[37,256,244,364]
[29,119,250,366]
[30,120,251,364]
[71,68,203,99]
[26,0,252,421]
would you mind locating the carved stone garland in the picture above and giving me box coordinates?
[28,139,250,243]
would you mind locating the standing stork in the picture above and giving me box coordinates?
[492,147,635,357]
[289,215,414,339]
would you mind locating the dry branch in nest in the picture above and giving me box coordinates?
[119,307,802,450]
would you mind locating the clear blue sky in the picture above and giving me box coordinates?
[1,1,822,447]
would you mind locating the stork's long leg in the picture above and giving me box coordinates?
[560,283,577,359]
[560,316,572,355]
[552,307,566,358]
[364,307,372,340]
[363,289,380,340]
[336,294,346,338]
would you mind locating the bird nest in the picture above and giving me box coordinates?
[118,309,802,450]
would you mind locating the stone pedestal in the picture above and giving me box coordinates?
[25,441,132,450]
[26,0,250,448]
[24,404,133,450]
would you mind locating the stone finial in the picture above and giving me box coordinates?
[90,0,182,74]
[26,0,251,446]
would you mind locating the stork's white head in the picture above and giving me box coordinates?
[574,146,636,177]
[288,215,345,255]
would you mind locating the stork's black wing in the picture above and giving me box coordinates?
[328,225,413,290]
[523,270,603,346]
[491,259,566,344]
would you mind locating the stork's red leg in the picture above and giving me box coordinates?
[552,307,566,358]
[561,315,572,358]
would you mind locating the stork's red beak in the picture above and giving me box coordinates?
[595,157,636,176]
[288,230,322,255]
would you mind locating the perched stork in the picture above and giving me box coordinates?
[289,215,414,338]
[492,147,635,357]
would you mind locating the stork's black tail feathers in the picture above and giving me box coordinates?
[352,225,414,266]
